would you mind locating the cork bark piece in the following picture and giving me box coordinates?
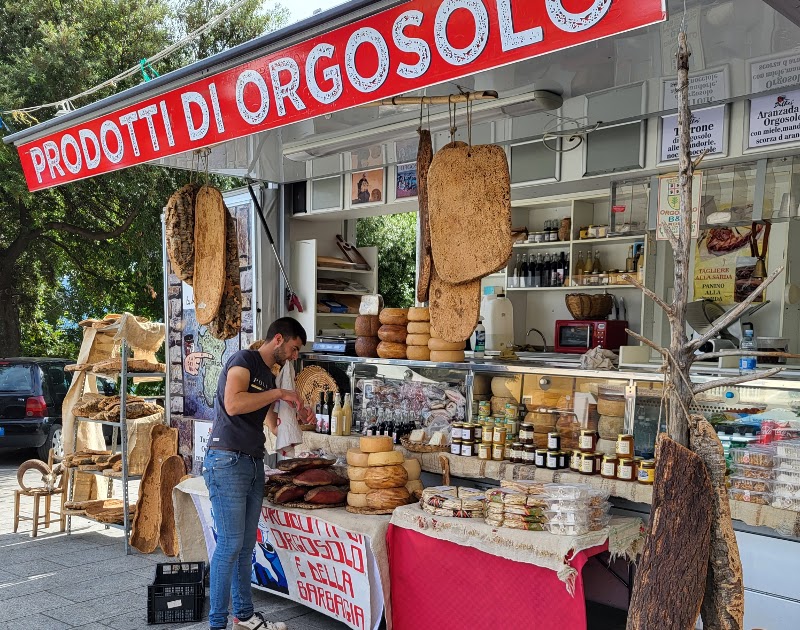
[428,143,512,284]
[158,455,187,557]
[209,207,242,340]
[130,425,178,554]
[193,185,227,325]
[165,184,200,284]
[416,130,434,303]
[429,265,481,344]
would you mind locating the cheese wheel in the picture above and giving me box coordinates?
[428,338,466,351]
[365,464,408,489]
[347,465,369,481]
[407,307,430,322]
[378,325,407,343]
[429,350,466,363]
[406,346,431,361]
[377,341,407,359]
[360,436,394,453]
[379,308,409,326]
[366,487,411,509]
[402,458,421,481]
[406,333,431,347]
[407,321,431,334]
[346,448,370,467]
[491,375,523,400]
[347,492,368,508]
[406,479,424,495]
[367,450,405,466]
[355,315,380,337]
[350,480,370,494]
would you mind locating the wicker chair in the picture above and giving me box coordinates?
[13,449,67,537]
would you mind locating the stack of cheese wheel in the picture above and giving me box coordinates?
[428,330,466,363]
[377,309,408,359]
[355,315,380,358]
[405,307,431,361]
[597,391,626,455]
[346,436,418,511]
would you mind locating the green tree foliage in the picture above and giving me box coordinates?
[0,0,287,358]
[356,213,417,309]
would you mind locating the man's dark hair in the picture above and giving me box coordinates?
[266,317,307,345]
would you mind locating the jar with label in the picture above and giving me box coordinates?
[524,444,537,465]
[482,423,494,443]
[547,432,561,450]
[493,426,508,445]
[535,449,548,467]
[519,423,535,445]
[462,423,476,442]
[461,441,475,457]
[601,455,618,479]
[557,451,569,469]
[638,459,656,484]
[450,439,462,456]
[570,449,582,471]
[505,417,519,438]
[617,458,636,481]
[546,450,560,470]
[492,442,506,461]
[478,442,492,460]
[478,401,491,417]
[580,452,598,475]
[504,443,513,461]
[511,442,525,463]
[452,423,463,441]
[474,423,483,442]
[616,434,635,457]
[505,403,519,420]
[579,430,598,452]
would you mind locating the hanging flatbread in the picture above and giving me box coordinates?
[193,185,227,325]
[416,130,434,303]
[209,207,242,340]
[165,183,200,284]
[428,143,512,284]
[429,264,481,344]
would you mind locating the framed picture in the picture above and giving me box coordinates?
[395,138,418,163]
[351,145,384,170]
[351,168,385,206]
[395,162,418,199]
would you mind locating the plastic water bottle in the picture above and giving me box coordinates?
[739,324,757,375]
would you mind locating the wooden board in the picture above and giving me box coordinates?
[429,265,481,343]
[158,455,187,557]
[428,143,512,284]
[193,185,227,325]
[416,130,434,303]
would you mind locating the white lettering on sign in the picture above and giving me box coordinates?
[270,58,307,116]
[393,11,431,79]
[119,112,141,157]
[662,69,727,110]
[545,0,612,33]
[159,100,175,147]
[43,140,65,179]
[306,44,343,105]
[138,104,161,151]
[345,28,390,93]
[236,70,271,125]
[497,0,542,51]
[79,129,102,169]
[434,0,489,66]
[60,134,82,174]
[100,120,124,163]
[181,92,210,141]
[208,83,226,133]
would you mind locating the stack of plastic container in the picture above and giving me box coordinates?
[541,483,611,535]
[729,445,776,506]
[773,440,800,511]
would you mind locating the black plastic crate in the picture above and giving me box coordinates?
[147,561,206,624]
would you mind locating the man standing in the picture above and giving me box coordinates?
[203,317,310,630]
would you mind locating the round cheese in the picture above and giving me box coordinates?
[428,338,466,351]
[429,350,465,363]
[350,481,370,494]
[406,346,431,361]
[366,487,411,510]
[407,321,431,334]
[405,479,424,496]
[346,448,370,467]
[378,325,407,343]
[406,333,431,347]
[365,464,408,489]
[377,341,407,359]
[347,465,369,481]
[347,492,368,508]
[379,308,409,326]
[367,450,405,467]
[402,458,421,481]
[491,375,523,400]
[360,436,394,453]
[407,307,430,322]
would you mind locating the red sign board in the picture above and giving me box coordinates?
[18,0,666,191]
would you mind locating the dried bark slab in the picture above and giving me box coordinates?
[130,425,178,554]
[690,417,744,630]
[158,455,186,557]
[193,185,227,325]
[209,206,242,340]
[416,129,434,303]
[165,183,200,284]
[428,143,512,284]
[627,435,714,630]
[429,265,481,343]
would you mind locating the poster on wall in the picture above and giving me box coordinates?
[693,225,767,304]
[656,172,703,241]
[351,169,384,205]
[660,105,725,163]
[395,163,418,199]
[193,496,384,630]
[748,89,800,149]
[193,419,213,474]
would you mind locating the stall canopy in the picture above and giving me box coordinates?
[4,0,666,192]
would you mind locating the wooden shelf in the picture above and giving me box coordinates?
[317,266,374,274]
[317,289,370,296]
[506,284,642,292]
[513,241,569,248]
[514,234,645,248]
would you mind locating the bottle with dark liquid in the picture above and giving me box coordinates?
[532,254,541,288]
[315,392,325,433]
[520,254,529,288]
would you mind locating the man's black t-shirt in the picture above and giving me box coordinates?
[209,349,276,458]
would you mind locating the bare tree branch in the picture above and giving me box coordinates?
[627,329,666,357]
[40,236,114,283]
[694,350,800,363]
[623,274,673,317]
[692,367,784,395]
[41,207,140,241]
[692,148,711,170]
[690,265,784,351]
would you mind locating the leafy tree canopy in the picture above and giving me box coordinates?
[357,213,417,309]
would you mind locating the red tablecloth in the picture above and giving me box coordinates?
[387,524,607,630]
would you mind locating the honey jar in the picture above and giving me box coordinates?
[570,449,582,471]
[478,401,491,417]
[482,423,494,443]
[579,430,598,452]
[519,423,535,445]
[580,452,598,475]
[535,448,548,467]
[617,457,636,481]
[461,441,476,457]
[616,434,635,457]
[462,423,476,442]
[493,426,508,445]
[601,455,618,479]
[492,442,506,461]
[524,444,537,464]
[638,459,656,485]
[478,442,492,460]
[547,432,561,450]
[450,439,462,456]
[474,423,483,442]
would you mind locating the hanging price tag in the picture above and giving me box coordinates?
[612,205,627,213]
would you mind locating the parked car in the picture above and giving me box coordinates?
[0,358,74,459]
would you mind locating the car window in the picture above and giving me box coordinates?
[0,364,34,392]
[47,365,70,398]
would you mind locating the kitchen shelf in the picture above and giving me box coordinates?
[317,266,374,274]
[505,284,642,292]
[514,234,645,248]
[513,241,570,248]
[317,290,369,296]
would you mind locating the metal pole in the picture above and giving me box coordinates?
[120,340,130,555]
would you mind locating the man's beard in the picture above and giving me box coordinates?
[274,344,288,365]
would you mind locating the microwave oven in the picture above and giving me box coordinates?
[554,320,629,354]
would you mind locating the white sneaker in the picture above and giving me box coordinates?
[232,612,287,630]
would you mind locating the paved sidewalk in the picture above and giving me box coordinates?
[0,449,350,630]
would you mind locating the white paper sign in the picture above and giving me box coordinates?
[751,52,800,93]
[182,282,195,310]
[662,69,727,109]
[193,419,213,473]
[748,89,800,149]
[657,172,703,242]
[661,105,725,163]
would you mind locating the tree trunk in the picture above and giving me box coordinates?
[627,435,714,630]
[0,274,21,356]
[692,418,745,629]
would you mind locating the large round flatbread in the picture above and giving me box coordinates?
[194,185,227,325]
[428,143,512,284]
[429,265,480,344]
[416,130,434,303]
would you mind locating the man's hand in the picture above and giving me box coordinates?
[279,389,302,410]
[184,352,212,375]
[297,405,314,424]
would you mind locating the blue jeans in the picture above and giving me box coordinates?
[202,449,265,629]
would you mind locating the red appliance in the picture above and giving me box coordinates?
[554,320,629,354]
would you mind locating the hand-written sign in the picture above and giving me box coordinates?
[660,105,725,163]
[17,0,665,191]
[656,172,703,242]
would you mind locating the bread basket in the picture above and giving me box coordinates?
[589,293,613,319]
[565,293,593,319]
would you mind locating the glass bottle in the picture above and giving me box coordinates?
[575,251,585,285]
[592,250,602,274]
[583,249,594,275]
[330,394,343,436]
[520,254,529,288]
[509,253,520,288]
[343,393,353,435]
